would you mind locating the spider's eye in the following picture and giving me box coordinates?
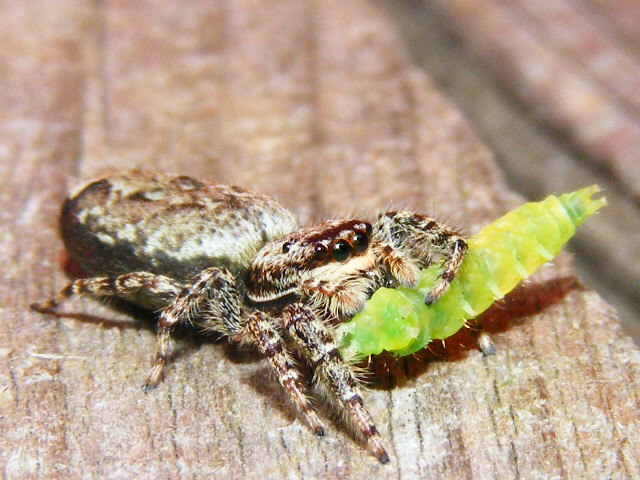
[282,242,291,254]
[313,243,328,259]
[365,223,373,235]
[332,240,351,262]
[352,232,369,252]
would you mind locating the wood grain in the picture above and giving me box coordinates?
[1,1,638,479]
[426,0,640,202]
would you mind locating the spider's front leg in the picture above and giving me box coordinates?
[283,303,390,464]
[235,311,325,436]
[373,211,467,305]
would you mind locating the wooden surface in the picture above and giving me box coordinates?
[1,1,639,479]
[424,0,640,202]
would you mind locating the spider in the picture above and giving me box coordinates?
[32,170,467,463]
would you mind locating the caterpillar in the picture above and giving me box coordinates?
[337,186,606,359]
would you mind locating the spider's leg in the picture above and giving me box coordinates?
[470,321,497,356]
[142,267,238,390]
[476,330,497,355]
[374,211,467,305]
[284,303,390,464]
[371,243,421,287]
[424,234,467,305]
[237,311,325,436]
[31,271,182,312]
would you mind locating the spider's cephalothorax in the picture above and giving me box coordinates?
[32,170,467,464]
[246,220,380,315]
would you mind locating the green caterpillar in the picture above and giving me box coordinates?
[337,186,606,360]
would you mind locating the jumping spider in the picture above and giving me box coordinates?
[32,170,467,463]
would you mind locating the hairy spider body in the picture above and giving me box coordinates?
[33,170,468,464]
[58,171,297,309]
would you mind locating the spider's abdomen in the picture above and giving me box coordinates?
[61,171,297,283]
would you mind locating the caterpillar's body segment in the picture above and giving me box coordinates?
[337,186,606,359]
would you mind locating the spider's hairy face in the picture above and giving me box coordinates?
[246,219,379,315]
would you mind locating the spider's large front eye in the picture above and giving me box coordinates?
[282,242,291,254]
[313,243,328,259]
[352,232,369,252]
[332,240,351,262]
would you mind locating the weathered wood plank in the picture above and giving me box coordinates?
[1,1,639,479]
[427,0,640,202]
[0,1,89,478]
